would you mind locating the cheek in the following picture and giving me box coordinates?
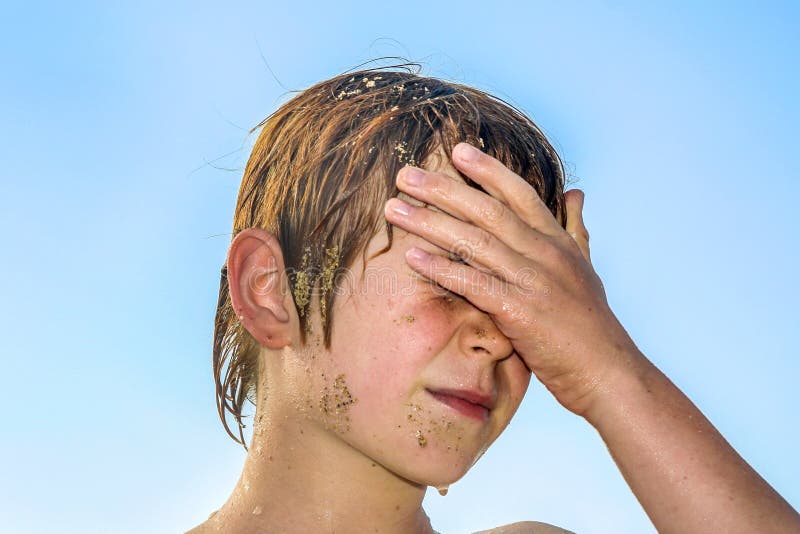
[363,290,458,367]
[352,303,452,397]
[500,357,532,413]
[389,310,451,360]
[339,297,460,426]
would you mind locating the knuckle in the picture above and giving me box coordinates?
[513,266,539,292]
[569,228,590,243]
[417,208,435,230]
[431,174,453,202]
[498,298,531,327]
[481,200,507,225]
[451,238,474,262]
[473,228,494,252]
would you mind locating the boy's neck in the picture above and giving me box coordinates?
[198,399,436,533]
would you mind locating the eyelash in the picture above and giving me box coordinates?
[431,280,463,302]
[408,257,465,299]
[447,252,469,265]
[436,253,468,298]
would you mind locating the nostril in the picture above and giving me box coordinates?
[459,310,514,361]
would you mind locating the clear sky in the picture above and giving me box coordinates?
[1,1,798,533]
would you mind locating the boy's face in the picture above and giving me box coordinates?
[290,156,532,487]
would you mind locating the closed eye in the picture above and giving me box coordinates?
[408,268,460,300]
[447,251,469,265]
[406,257,466,301]
[432,280,465,303]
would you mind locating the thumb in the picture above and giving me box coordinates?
[565,189,591,263]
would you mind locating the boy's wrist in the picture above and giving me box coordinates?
[576,344,800,531]
[580,345,655,430]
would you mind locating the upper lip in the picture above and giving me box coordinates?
[427,388,496,410]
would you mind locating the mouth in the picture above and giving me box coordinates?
[426,388,493,422]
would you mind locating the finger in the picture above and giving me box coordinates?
[564,189,591,263]
[403,246,514,319]
[385,197,537,288]
[450,142,563,237]
[396,166,548,257]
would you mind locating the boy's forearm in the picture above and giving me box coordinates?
[584,349,800,534]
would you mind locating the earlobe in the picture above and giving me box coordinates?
[226,228,294,349]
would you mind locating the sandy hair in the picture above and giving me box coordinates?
[213,60,568,448]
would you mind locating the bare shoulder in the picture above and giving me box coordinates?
[184,521,210,533]
[472,521,576,534]
[183,510,219,533]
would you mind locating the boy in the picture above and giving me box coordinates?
[188,66,800,533]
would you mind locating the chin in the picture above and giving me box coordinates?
[393,444,485,488]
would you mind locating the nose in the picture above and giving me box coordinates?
[458,306,514,362]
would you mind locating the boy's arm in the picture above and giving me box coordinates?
[389,143,800,532]
[584,349,800,534]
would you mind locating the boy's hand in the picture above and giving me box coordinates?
[384,142,641,417]
[386,142,800,531]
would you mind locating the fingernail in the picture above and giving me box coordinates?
[400,166,423,186]
[387,198,412,216]
[455,142,480,162]
[406,247,429,262]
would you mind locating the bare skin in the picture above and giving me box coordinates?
[187,385,436,533]
[189,147,537,533]
[188,238,441,533]
[189,140,798,533]
[384,141,800,533]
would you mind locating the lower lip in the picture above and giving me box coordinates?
[427,390,489,422]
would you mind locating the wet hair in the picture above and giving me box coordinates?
[213,61,569,448]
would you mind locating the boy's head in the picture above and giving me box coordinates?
[213,64,567,482]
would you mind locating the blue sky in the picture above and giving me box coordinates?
[1,1,798,532]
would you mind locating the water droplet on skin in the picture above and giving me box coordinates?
[436,485,449,496]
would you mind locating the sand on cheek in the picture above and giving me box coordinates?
[389,302,484,455]
[313,371,358,434]
[404,402,471,454]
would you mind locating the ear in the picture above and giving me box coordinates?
[226,228,294,349]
